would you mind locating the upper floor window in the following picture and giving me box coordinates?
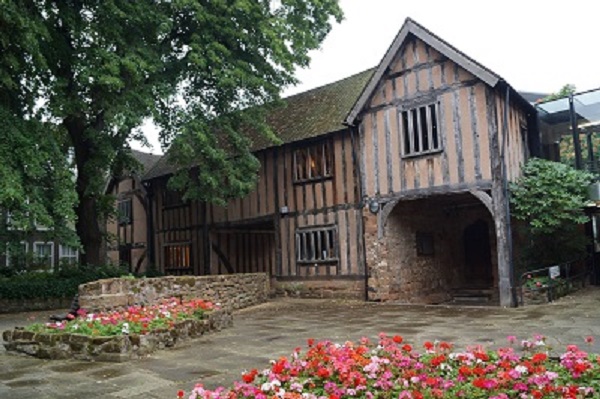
[296,225,338,263]
[117,199,132,225]
[400,102,441,157]
[163,188,185,208]
[293,141,333,183]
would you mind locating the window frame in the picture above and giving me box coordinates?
[162,188,186,209]
[117,198,133,226]
[33,241,55,268]
[5,241,28,267]
[399,100,443,158]
[416,231,435,256]
[292,140,334,184]
[163,242,192,272]
[59,245,79,265]
[295,225,339,264]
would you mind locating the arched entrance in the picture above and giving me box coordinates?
[463,220,493,288]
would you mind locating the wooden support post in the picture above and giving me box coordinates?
[487,87,515,308]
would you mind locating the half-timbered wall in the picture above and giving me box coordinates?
[359,36,528,199]
[150,129,365,287]
[107,176,149,272]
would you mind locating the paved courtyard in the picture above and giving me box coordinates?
[1,287,600,398]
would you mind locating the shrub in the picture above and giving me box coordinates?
[0,264,125,300]
[510,158,593,270]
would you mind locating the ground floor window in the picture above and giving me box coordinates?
[59,245,79,265]
[296,225,338,263]
[416,231,434,256]
[5,242,28,267]
[164,243,192,272]
[33,241,54,268]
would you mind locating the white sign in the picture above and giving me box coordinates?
[549,266,560,279]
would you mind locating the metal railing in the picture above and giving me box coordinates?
[518,258,589,306]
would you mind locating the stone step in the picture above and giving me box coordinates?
[451,288,495,303]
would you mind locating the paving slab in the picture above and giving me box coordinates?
[1,287,600,397]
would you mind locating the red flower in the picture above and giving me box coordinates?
[402,344,412,352]
[307,338,315,347]
[423,341,434,350]
[272,358,287,374]
[439,341,451,351]
[242,369,258,383]
[392,335,403,344]
[316,367,331,379]
[532,353,547,363]
[177,390,185,398]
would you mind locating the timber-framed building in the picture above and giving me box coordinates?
[136,19,540,306]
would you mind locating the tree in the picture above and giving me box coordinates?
[0,1,343,266]
[510,158,593,269]
[538,83,576,103]
[0,5,77,248]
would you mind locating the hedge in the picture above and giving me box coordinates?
[0,264,125,300]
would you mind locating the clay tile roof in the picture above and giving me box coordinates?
[143,68,375,180]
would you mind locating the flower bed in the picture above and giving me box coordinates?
[3,297,232,362]
[521,275,581,305]
[182,334,600,398]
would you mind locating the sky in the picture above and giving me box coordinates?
[133,0,600,154]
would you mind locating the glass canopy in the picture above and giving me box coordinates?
[537,87,600,172]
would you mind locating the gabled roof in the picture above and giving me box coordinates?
[131,149,162,175]
[143,68,374,180]
[345,18,531,125]
[143,18,537,181]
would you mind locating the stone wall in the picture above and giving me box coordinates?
[3,308,232,362]
[79,273,269,311]
[272,277,365,300]
[0,297,73,314]
[365,194,497,303]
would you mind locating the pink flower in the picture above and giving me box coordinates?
[506,335,517,344]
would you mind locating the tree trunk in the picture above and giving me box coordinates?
[66,115,106,267]
[75,193,104,266]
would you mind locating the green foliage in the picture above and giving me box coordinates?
[539,83,576,102]
[558,133,600,170]
[0,1,343,264]
[510,158,593,268]
[0,264,124,300]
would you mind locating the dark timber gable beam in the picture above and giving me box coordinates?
[344,17,501,125]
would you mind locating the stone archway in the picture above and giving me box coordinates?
[365,192,498,304]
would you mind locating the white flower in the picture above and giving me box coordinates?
[261,382,272,392]
[515,365,528,374]
[121,322,130,335]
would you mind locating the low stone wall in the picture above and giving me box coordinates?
[272,278,365,300]
[79,273,269,311]
[0,297,73,314]
[3,308,232,362]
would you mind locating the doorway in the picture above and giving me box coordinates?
[463,220,493,287]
